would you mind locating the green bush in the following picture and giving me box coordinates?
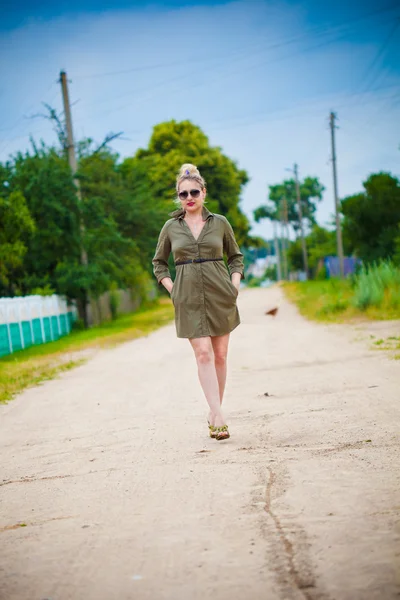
[30,284,56,296]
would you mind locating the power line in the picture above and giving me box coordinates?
[72,3,400,81]
[359,20,400,95]
[75,33,322,113]
[74,26,370,125]
[205,86,400,134]
[0,84,58,156]
[2,4,398,150]
[343,18,400,118]
[72,4,400,119]
[2,84,397,154]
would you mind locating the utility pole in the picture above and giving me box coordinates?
[272,220,282,281]
[59,70,89,326]
[282,195,290,279]
[329,112,345,278]
[280,198,288,280]
[293,163,309,279]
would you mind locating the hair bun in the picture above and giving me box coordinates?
[175,162,206,192]
[178,163,200,178]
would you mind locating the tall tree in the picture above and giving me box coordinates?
[0,163,35,295]
[122,120,251,245]
[8,145,81,295]
[254,177,325,232]
[341,172,400,263]
[288,225,336,276]
[5,142,152,303]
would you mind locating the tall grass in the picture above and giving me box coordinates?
[353,261,400,311]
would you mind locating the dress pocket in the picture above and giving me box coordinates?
[227,279,239,297]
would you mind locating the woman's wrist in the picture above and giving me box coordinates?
[231,272,241,290]
[161,277,173,294]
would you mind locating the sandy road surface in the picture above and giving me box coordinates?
[1,287,399,600]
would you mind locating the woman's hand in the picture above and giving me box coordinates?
[160,277,174,295]
[231,272,241,292]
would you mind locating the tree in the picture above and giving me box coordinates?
[0,164,35,295]
[8,144,81,296]
[4,141,152,306]
[254,177,325,233]
[394,225,400,266]
[341,172,400,263]
[288,225,336,277]
[123,120,251,245]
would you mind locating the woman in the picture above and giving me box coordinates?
[152,164,244,441]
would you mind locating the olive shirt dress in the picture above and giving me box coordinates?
[152,206,244,339]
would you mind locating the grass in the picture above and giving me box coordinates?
[284,261,400,323]
[0,299,174,404]
[372,336,400,359]
[284,279,356,322]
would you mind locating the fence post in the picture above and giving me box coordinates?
[28,298,34,345]
[47,297,54,341]
[66,307,71,333]
[5,303,13,354]
[39,297,46,343]
[55,296,62,337]
[17,301,25,350]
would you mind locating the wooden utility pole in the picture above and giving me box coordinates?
[282,195,290,279]
[272,220,282,281]
[293,163,309,279]
[329,112,345,278]
[280,198,288,280]
[59,70,89,325]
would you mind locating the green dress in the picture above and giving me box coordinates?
[152,206,244,339]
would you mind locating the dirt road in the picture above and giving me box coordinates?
[1,287,399,600]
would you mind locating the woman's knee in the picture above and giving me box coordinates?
[214,352,227,367]
[196,348,214,365]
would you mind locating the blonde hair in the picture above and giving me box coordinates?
[176,163,206,192]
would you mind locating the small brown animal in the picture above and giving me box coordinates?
[265,307,279,316]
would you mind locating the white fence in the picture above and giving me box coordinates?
[0,295,77,357]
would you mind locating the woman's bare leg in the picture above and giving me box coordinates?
[189,337,226,428]
[211,333,230,405]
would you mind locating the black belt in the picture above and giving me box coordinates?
[175,257,224,266]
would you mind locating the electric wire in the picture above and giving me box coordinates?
[73,3,400,80]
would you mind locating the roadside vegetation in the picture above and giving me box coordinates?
[0,300,174,404]
[284,261,400,323]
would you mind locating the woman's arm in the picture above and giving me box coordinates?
[152,223,173,294]
[231,272,242,291]
[222,217,244,291]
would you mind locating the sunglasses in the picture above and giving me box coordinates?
[178,189,201,201]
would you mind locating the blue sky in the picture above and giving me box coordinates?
[1,0,399,240]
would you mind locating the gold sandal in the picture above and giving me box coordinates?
[208,421,217,438]
[214,425,230,441]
